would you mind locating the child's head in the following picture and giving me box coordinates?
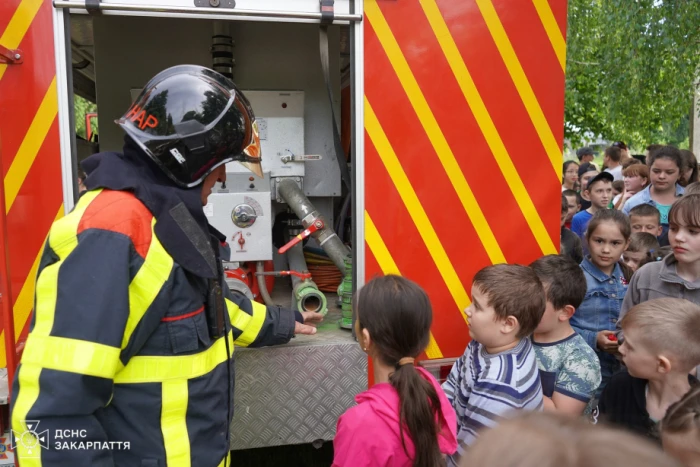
[661,386,700,467]
[458,411,681,467]
[604,146,622,167]
[629,204,662,236]
[619,298,700,379]
[584,172,614,210]
[562,161,579,187]
[529,255,586,335]
[612,180,624,197]
[467,264,545,348]
[623,157,642,169]
[637,246,673,270]
[585,209,631,271]
[647,144,664,158]
[668,194,700,265]
[623,164,650,195]
[353,275,444,465]
[578,164,599,198]
[648,145,683,192]
[562,189,579,223]
[679,149,698,187]
[685,182,700,196]
[624,232,660,272]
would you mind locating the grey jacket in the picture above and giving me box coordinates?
[619,254,700,327]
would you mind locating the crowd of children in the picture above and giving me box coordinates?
[330,144,700,467]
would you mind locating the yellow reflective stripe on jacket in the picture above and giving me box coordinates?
[114,332,234,384]
[32,189,102,337]
[228,299,267,347]
[12,189,103,462]
[218,453,231,467]
[162,380,190,467]
[122,219,173,349]
[21,335,123,379]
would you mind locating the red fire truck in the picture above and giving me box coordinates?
[0,0,566,462]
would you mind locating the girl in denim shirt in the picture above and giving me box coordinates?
[571,210,632,397]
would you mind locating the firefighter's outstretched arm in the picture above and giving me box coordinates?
[10,202,139,466]
[224,288,322,348]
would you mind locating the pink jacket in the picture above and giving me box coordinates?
[332,367,458,466]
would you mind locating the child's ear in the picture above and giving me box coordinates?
[560,305,576,321]
[360,328,372,353]
[657,355,672,374]
[502,316,519,335]
[656,225,663,237]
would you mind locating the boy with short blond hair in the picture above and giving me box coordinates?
[598,298,700,441]
[629,204,663,236]
[530,255,601,416]
[443,264,545,466]
[623,232,661,273]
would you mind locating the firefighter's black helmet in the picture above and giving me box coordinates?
[116,64,262,188]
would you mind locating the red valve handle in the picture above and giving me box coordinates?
[278,219,325,254]
[255,270,312,280]
[282,270,312,280]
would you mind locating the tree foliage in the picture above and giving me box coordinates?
[565,0,700,148]
[74,94,98,141]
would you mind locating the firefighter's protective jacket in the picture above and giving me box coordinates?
[10,146,298,466]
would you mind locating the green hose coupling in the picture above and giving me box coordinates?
[294,280,328,317]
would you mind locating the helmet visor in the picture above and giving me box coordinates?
[234,98,262,178]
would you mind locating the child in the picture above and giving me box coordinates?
[623,232,660,273]
[599,298,700,441]
[629,204,663,237]
[333,275,458,466]
[530,255,601,415]
[562,161,579,191]
[611,180,624,201]
[458,411,681,467]
[661,385,700,467]
[685,182,700,195]
[560,195,583,264]
[637,246,673,270]
[442,264,544,466]
[623,145,685,237]
[620,195,700,322]
[562,189,580,229]
[615,164,650,211]
[679,149,698,187]
[577,163,599,211]
[570,209,631,398]
[571,172,614,241]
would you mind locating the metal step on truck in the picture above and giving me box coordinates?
[0,0,567,463]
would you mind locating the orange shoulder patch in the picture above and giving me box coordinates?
[78,190,154,259]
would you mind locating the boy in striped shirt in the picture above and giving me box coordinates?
[442,264,545,466]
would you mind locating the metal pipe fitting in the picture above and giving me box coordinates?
[277,178,350,275]
[287,242,327,316]
[256,261,275,307]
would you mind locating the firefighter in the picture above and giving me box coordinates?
[10,65,322,466]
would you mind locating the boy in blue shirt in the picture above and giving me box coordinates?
[571,172,614,248]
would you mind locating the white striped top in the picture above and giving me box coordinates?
[442,338,544,466]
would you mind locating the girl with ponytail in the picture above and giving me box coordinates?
[332,275,457,467]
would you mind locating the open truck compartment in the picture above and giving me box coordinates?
[65,6,366,450]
